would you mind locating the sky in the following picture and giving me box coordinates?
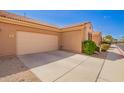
[7,10,124,39]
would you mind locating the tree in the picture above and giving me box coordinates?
[103,35,113,44]
[120,36,124,43]
[112,38,118,44]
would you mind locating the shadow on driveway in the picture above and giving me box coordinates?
[0,51,75,79]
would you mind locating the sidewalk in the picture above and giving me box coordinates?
[97,45,124,82]
[117,44,124,57]
[56,56,104,82]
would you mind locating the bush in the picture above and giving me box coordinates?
[82,40,97,55]
[103,35,113,44]
[100,44,110,52]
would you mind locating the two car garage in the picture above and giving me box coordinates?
[0,22,86,57]
[0,11,90,57]
[0,11,62,56]
[16,31,58,55]
[0,20,60,56]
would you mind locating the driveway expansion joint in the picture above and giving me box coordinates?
[53,56,90,82]
[95,50,108,82]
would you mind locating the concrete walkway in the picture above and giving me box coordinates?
[117,43,124,56]
[97,44,124,82]
[56,57,104,82]
[18,51,105,82]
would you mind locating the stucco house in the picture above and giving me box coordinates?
[0,11,102,56]
[92,32,102,46]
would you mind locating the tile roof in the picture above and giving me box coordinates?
[0,10,59,29]
[0,11,92,31]
[61,22,91,29]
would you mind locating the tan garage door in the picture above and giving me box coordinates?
[16,31,58,55]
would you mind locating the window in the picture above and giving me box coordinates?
[88,33,92,40]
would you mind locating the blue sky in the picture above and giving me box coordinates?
[7,10,124,39]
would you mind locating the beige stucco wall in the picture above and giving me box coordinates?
[92,32,102,46]
[0,23,16,56]
[0,22,60,56]
[0,18,99,56]
[83,23,93,40]
[61,30,83,53]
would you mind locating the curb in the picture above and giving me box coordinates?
[117,46,124,57]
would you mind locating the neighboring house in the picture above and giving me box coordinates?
[0,11,102,56]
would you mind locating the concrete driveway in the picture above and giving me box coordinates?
[18,50,105,82]
[1,45,124,82]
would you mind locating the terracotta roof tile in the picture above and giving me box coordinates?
[61,22,91,29]
[0,10,59,29]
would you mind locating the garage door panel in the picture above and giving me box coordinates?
[16,31,58,55]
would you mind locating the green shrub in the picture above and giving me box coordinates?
[82,40,97,55]
[100,44,110,52]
